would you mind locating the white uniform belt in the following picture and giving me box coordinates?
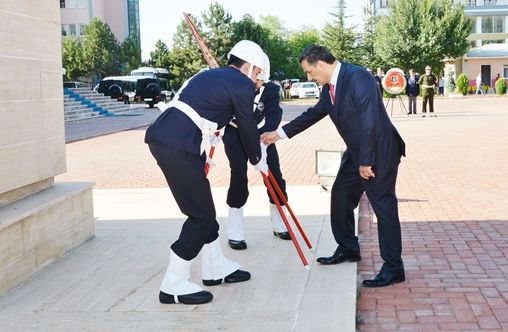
[166,99,218,154]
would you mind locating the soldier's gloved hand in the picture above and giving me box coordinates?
[254,143,268,175]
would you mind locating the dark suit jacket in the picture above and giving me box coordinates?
[406,76,420,97]
[282,62,405,174]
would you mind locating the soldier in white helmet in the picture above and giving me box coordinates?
[223,53,291,250]
[145,40,268,305]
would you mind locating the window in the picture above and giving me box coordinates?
[481,16,505,33]
[494,17,504,33]
[69,24,76,36]
[482,17,493,33]
[61,24,67,36]
[60,0,65,8]
[503,65,508,78]
[471,19,476,34]
[66,0,76,8]
[485,0,497,5]
[466,0,477,5]
[380,0,389,7]
[77,0,84,8]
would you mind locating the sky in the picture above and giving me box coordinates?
[138,0,365,60]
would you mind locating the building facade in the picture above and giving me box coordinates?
[60,0,140,43]
[366,0,508,89]
[368,0,508,43]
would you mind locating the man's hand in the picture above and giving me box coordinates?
[260,131,280,145]
[359,165,375,180]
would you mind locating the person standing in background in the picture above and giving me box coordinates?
[476,72,484,95]
[406,69,419,115]
[438,76,444,96]
[418,66,437,117]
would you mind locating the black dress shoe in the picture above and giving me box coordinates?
[316,249,361,265]
[203,269,251,286]
[362,271,405,288]
[228,239,247,250]
[273,231,291,240]
[159,290,213,305]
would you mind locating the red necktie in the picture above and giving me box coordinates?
[329,83,335,105]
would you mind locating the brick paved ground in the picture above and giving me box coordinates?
[57,95,508,331]
[357,96,508,331]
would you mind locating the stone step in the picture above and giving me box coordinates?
[64,112,102,122]
[64,108,101,116]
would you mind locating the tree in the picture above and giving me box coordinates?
[285,28,321,80]
[356,2,385,70]
[168,16,206,89]
[61,38,85,80]
[82,18,121,79]
[259,15,289,38]
[322,0,359,64]
[231,14,270,50]
[201,2,233,65]
[259,16,290,80]
[120,36,141,74]
[231,15,291,80]
[374,0,471,73]
[150,39,171,69]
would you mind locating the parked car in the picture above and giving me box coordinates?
[289,82,301,98]
[97,76,137,104]
[134,78,175,108]
[158,78,175,102]
[291,82,320,99]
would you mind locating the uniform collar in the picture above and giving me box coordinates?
[329,61,341,86]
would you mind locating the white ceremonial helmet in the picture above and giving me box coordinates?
[228,40,266,78]
[257,52,270,82]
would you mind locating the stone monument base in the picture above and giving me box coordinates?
[0,182,94,295]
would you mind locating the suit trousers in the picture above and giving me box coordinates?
[422,94,434,113]
[223,125,287,208]
[331,159,403,272]
[148,142,220,261]
[407,96,417,114]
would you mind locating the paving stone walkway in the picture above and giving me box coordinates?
[57,95,508,331]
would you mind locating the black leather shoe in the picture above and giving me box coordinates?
[228,239,247,250]
[273,231,291,240]
[203,269,251,286]
[159,290,213,305]
[362,271,405,288]
[316,249,361,265]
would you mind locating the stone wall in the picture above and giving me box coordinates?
[0,1,66,201]
[0,0,94,295]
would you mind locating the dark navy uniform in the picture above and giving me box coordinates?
[223,81,288,209]
[145,67,261,261]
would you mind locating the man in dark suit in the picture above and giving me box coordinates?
[406,69,419,115]
[261,45,406,287]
